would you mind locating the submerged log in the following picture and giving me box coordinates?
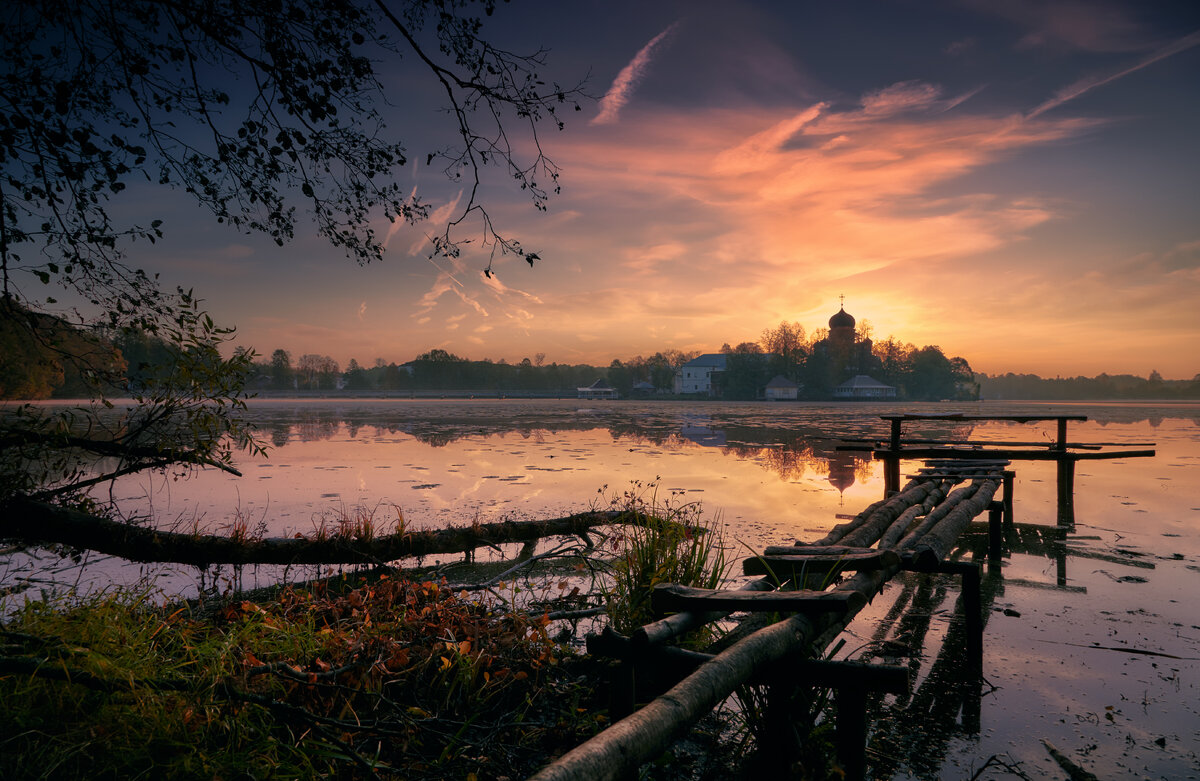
[0,496,625,566]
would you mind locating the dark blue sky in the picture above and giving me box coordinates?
[123,0,1200,376]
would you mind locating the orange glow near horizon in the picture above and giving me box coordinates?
[132,5,1198,381]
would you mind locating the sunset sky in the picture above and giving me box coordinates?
[126,0,1200,379]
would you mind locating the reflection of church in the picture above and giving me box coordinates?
[826,450,857,503]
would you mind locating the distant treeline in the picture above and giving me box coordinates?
[4,300,1195,402]
[976,371,1200,400]
[257,348,612,395]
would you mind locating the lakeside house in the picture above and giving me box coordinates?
[631,380,657,396]
[834,374,897,400]
[764,375,799,401]
[673,353,727,395]
[577,378,618,400]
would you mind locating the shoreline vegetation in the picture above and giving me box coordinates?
[5,302,1196,404]
[1,488,757,780]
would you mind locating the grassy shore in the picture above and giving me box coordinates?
[0,486,773,780]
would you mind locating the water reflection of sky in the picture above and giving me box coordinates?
[111,401,894,552]
[5,399,1200,777]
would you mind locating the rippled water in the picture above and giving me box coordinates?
[5,398,1200,778]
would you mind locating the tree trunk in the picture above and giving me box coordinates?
[838,480,947,548]
[0,496,623,566]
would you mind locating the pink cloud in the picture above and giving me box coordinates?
[592,23,679,125]
[965,0,1156,53]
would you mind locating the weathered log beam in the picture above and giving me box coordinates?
[0,495,625,566]
[810,480,932,548]
[878,413,1088,423]
[807,494,893,547]
[895,482,980,551]
[872,446,1155,461]
[630,577,775,648]
[743,550,900,578]
[761,545,883,557]
[530,563,900,781]
[651,583,866,615]
[838,480,949,549]
[876,499,931,552]
[843,437,1145,449]
[905,480,1000,568]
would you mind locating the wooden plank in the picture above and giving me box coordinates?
[871,447,1154,461]
[631,577,775,648]
[761,545,886,557]
[650,583,866,615]
[843,437,1149,448]
[912,472,1006,479]
[878,413,1087,422]
[744,550,900,577]
[1072,449,1156,460]
[794,659,909,693]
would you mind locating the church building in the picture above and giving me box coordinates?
[812,299,894,398]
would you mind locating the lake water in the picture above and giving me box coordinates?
[4,398,1199,778]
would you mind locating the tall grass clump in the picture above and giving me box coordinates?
[600,479,732,634]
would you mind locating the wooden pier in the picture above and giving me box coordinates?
[532,464,1004,781]
[840,413,1155,524]
[529,415,1156,781]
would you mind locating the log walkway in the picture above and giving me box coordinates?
[532,461,1008,781]
[532,413,1155,780]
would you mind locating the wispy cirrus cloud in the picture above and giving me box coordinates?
[592,22,679,125]
[1027,28,1200,118]
[522,79,1105,356]
[965,0,1155,53]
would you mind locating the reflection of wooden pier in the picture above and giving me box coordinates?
[531,416,1157,781]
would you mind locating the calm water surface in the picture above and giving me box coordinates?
[5,398,1199,779]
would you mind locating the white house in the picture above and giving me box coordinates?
[673,354,727,395]
[834,375,896,400]
[577,378,618,400]
[764,375,799,401]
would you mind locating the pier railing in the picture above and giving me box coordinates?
[838,413,1155,524]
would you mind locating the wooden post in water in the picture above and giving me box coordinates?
[961,563,983,675]
[1056,454,1077,528]
[1002,471,1015,527]
[884,418,903,495]
[987,501,1003,565]
[792,661,908,781]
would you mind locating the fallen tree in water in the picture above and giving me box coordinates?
[0,496,625,566]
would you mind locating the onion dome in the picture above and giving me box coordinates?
[829,307,855,330]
